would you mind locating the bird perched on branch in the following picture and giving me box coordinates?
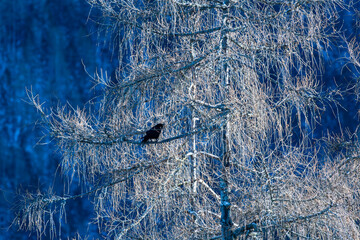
[141,123,165,143]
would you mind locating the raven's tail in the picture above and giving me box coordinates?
[141,136,149,143]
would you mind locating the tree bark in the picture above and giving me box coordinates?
[220,1,233,239]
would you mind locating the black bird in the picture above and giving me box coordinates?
[141,123,165,143]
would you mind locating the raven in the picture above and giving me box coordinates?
[141,123,165,143]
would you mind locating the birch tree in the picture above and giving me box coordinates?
[16,0,360,239]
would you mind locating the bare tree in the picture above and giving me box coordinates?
[15,0,360,239]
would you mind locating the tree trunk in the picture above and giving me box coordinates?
[220,1,233,239]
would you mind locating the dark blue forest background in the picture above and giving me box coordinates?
[0,0,359,239]
[0,1,117,239]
